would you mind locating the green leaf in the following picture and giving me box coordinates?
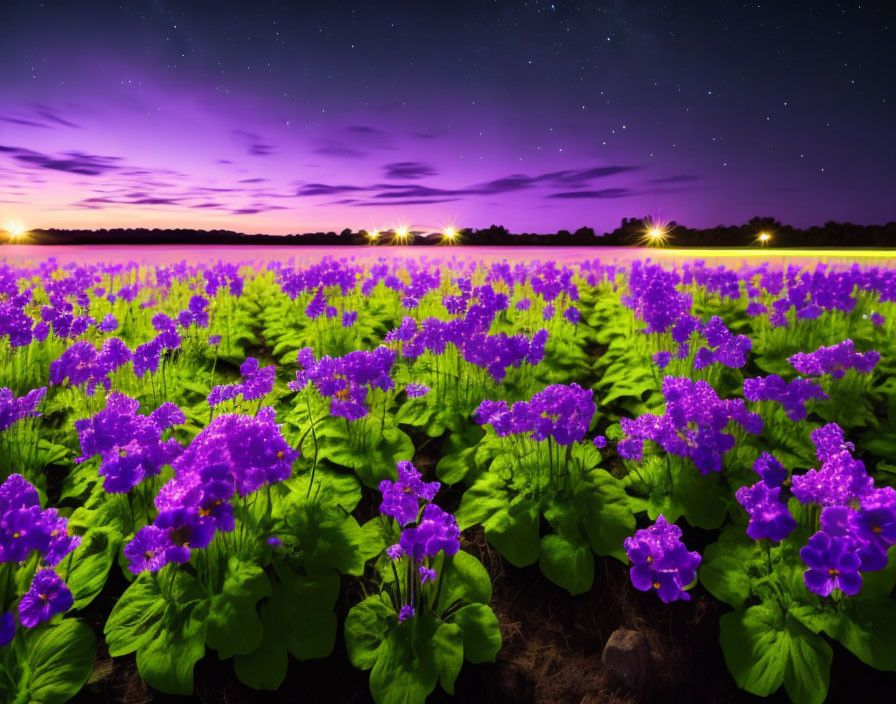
[287,501,369,576]
[482,498,541,567]
[454,472,507,530]
[18,619,96,704]
[575,468,636,562]
[345,594,395,671]
[791,599,896,672]
[432,622,463,695]
[206,558,271,659]
[720,605,787,697]
[232,614,289,690]
[367,613,451,704]
[451,603,501,663]
[720,605,831,704]
[65,526,120,610]
[783,613,832,704]
[699,526,759,610]
[538,533,594,595]
[265,568,339,661]
[104,570,209,695]
[288,465,362,513]
[436,551,492,613]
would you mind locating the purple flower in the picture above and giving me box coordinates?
[398,605,415,622]
[563,307,580,324]
[0,612,14,646]
[153,408,296,520]
[788,339,881,379]
[624,515,701,603]
[124,525,169,573]
[791,424,874,507]
[291,347,395,420]
[267,536,283,548]
[208,334,222,346]
[386,544,405,560]
[752,452,788,488]
[208,357,275,406]
[18,569,73,628]
[743,374,828,422]
[736,481,797,542]
[475,383,595,446]
[75,393,185,494]
[404,383,430,398]
[652,350,672,369]
[379,461,440,526]
[418,566,437,584]
[342,310,358,328]
[619,377,761,474]
[593,435,607,449]
[399,503,461,560]
[870,312,885,327]
[0,387,45,432]
[800,531,862,596]
[98,314,118,333]
[0,475,78,565]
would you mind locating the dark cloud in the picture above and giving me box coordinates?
[1,116,50,128]
[544,165,640,183]
[30,104,80,129]
[0,145,121,175]
[232,130,274,157]
[548,188,634,199]
[297,183,366,196]
[239,177,268,183]
[351,198,459,207]
[383,161,438,179]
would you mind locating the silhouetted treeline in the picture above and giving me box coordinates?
[3,217,896,247]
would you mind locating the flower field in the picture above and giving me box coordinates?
[0,253,894,704]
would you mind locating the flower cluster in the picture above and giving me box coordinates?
[735,479,796,542]
[0,387,46,432]
[622,262,692,334]
[208,357,276,406]
[618,377,762,474]
[380,462,460,622]
[125,408,297,573]
[693,316,752,370]
[743,374,828,422]
[0,474,79,643]
[788,339,881,378]
[785,423,896,596]
[75,393,185,493]
[49,338,132,395]
[624,515,701,603]
[474,383,595,446]
[290,346,395,420]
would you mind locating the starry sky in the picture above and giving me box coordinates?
[0,0,893,235]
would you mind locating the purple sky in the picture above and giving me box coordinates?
[1,1,893,235]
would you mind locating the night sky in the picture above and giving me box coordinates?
[1,1,893,235]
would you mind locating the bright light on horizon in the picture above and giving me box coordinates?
[641,218,671,247]
[394,225,409,242]
[441,225,458,244]
[5,220,27,239]
[758,231,771,244]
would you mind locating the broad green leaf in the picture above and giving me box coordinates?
[345,594,395,670]
[104,570,209,695]
[482,499,541,567]
[436,550,492,613]
[266,568,339,661]
[783,613,832,704]
[451,603,501,663]
[18,619,96,704]
[538,533,594,595]
[699,526,759,610]
[206,558,271,659]
[575,468,636,562]
[66,526,120,610]
[720,605,787,697]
